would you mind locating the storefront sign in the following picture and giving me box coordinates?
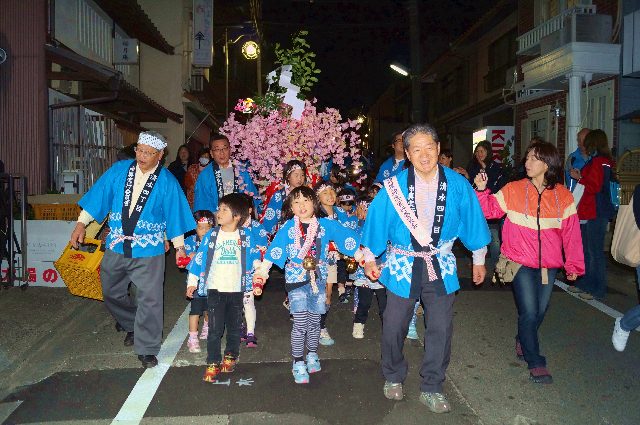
[0,220,75,287]
[472,126,514,163]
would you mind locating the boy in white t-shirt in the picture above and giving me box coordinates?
[186,193,262,383]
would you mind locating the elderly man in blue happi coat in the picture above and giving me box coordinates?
[70,131,195,368]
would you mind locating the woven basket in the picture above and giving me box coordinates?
[54,238,104,301]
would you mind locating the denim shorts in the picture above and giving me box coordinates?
[288,283,327,314]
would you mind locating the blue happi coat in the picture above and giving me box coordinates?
[374,156,405,183]
[261,188,287,236]
[184,233,201,256]
[350,219,385,289]
[324,206,358,230]
[187,224,267,296]
[78,160,195,258]
[361,166,490,297]
[193,162,261,213]
[266,217,360,290]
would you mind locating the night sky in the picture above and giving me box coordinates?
[259,0,498,114]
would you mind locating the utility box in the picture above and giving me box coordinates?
[62,170,84,194]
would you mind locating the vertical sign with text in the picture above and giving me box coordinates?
[488,126,514,163]
[193,0,213,67]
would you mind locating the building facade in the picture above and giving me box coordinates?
[422,0,518,169]
[0,0,222,195]
[514,0,622,162]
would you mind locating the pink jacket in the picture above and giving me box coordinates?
[476,179,585,276]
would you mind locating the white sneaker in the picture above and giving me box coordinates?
[352,323,364,339]
[612,317,630,352]
[319,328,335,346]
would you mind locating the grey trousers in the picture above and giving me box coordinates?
[101,249,166,356]
[381,281,455,393]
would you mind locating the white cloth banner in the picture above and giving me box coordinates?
[193,0,213,67]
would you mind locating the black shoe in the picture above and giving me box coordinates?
[138,354,158,368]
[124,331,134,346]
[115,322,125,332]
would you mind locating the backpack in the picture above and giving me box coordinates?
[597,163,617,218]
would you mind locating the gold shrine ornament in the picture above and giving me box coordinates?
[302,255,317,271]
[345,257,358,274]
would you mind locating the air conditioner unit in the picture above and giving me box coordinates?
[540,13,612,55]
[191,75,204,92]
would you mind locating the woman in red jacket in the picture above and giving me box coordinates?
[474,141,584,384]
[569,129,616,300]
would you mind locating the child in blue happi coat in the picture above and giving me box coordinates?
[185,194,264,383]
[261,160,308,236]
[184,210,216,353]
[239,193,269,347]
[254,186,362,384]
[350,195,387,339]
[314,181,358,345]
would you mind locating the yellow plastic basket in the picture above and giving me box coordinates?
[54,238,104,301]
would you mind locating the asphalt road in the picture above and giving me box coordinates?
[0,254,638,425]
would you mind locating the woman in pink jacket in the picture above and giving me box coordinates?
[474,141,584,384]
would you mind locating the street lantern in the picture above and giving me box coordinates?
[242,41,259,59]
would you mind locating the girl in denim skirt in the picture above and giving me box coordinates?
[257,186,361,383]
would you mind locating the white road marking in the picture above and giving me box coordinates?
[554,279,639,331]
[112,305,190,424]
[0,401,22,423]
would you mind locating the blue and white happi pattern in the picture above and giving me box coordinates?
[266,217,360,289]
[193,162,260,213]
[78,160,195,258]
[328,206,358,230]
[374,156,405,183]
[184,233,201,257]
[361,166,490,297]
[186,224,266,296]
[350,220,384,290]
[261,188,286,235]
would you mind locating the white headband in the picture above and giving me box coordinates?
[315,183,333,194]
[286,164,303,177]
[338,194,355,202]
[138,132,167,150]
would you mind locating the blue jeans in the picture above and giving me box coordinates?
[512,266,558,369]
[576,217,608,298]
[620,266,640,332]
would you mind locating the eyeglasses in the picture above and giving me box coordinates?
[211,147,230,153]
[134,147,160,158]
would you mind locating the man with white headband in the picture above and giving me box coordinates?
[193,133,261,214]
[70,131,195,369]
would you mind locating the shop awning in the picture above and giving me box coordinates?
[93,0,174,55]
[46,44,182,124]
